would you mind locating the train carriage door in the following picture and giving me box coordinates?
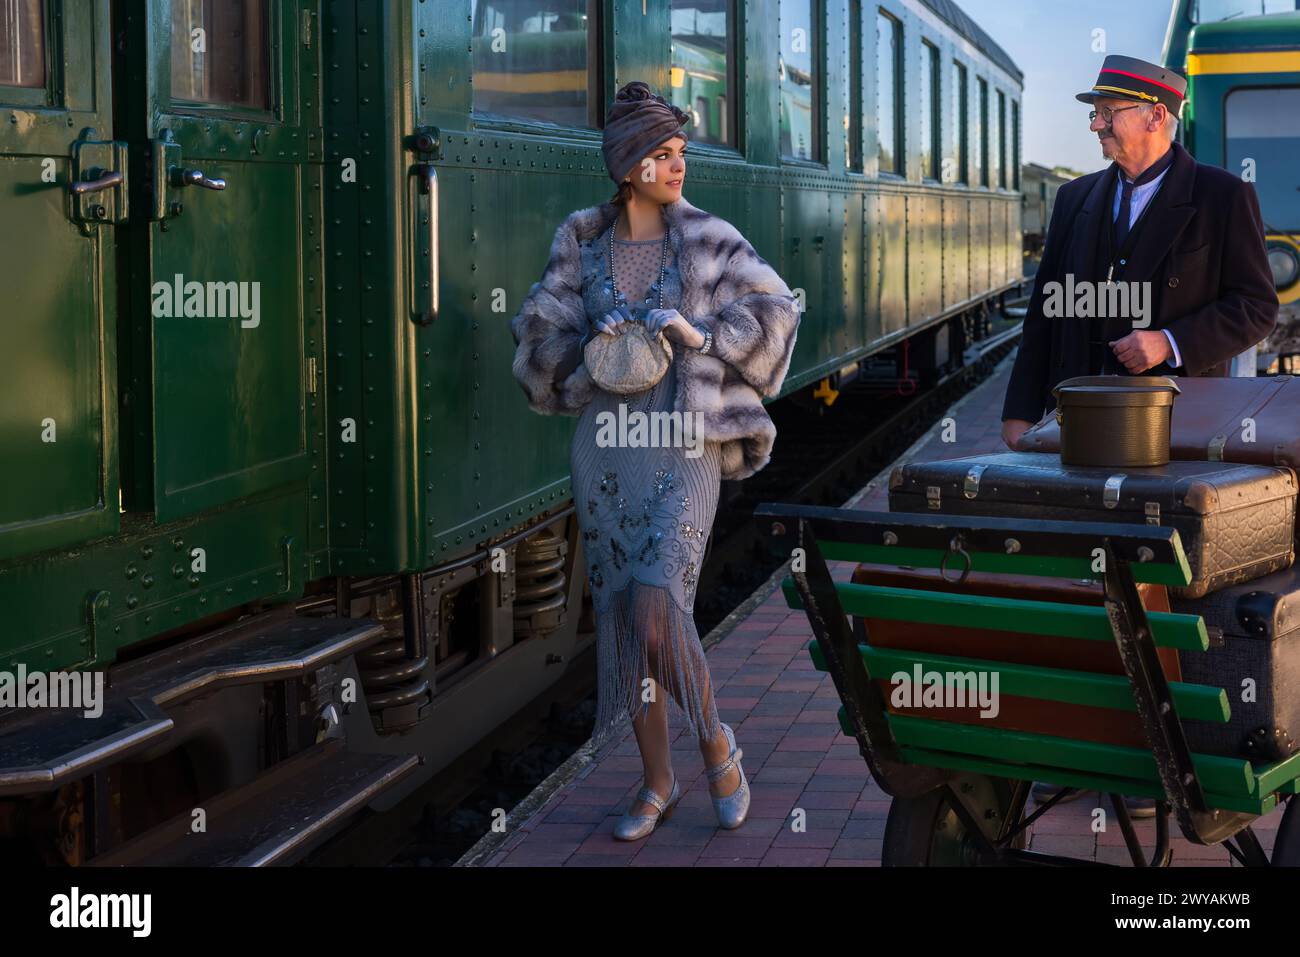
[133,0,315,522]
[0,3,121,562]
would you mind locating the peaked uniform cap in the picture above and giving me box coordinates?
[1076,54,1188,117]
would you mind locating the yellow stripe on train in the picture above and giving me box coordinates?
[1187,51,1300,76]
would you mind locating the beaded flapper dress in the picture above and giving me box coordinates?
[571,215,724,751]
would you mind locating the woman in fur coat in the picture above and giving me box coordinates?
[510,82,800,840]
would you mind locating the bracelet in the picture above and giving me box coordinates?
[696,328,713,355]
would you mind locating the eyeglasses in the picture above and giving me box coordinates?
[1089,104,1143,124]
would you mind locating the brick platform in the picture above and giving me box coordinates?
[474,354,1284,867]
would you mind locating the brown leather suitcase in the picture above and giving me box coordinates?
[888,452,1297,599]
[1018,375,1300,469]
[851,563,1180,750]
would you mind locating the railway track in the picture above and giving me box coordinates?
[307,313,1024,867]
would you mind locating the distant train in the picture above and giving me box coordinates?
[1163,0,1300,370]
[1020,162,1077,261]
[0,0,1025,865]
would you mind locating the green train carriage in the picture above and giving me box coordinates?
[0,0,1024,865]
[1162,0,1300,368]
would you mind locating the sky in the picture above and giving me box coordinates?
[957,0,1177,174]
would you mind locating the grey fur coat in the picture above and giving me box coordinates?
[510,196,801,480]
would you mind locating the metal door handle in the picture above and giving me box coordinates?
[70,170,124,195]
[411,162,439,325]
[176,168,227,190]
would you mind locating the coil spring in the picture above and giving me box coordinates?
[353,580,431,733]
[513,528,568,639]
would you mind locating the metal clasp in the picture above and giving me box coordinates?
[926,486,941,510]
[1103,474,1125,509]
[963,464,987,500]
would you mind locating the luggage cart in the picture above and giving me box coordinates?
[755,505,1300,866]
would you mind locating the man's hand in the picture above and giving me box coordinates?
[1001,418,1034,451]
[1109,330,1172,374]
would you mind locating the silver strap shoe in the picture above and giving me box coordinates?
[705,723,751,829]
[613,774,681,841]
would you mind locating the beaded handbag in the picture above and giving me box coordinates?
[583,221,674,395]
[584,320,673,395]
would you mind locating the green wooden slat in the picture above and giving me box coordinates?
[895,746,1277,818]
[862,645,1229,723]
[817,541,1194,587]
[782,578,1209,651]
[889,714,1255,796]
[1253,750,1300,795]
[829,702,1300,807]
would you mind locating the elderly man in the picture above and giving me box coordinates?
[1001,55,1278,450]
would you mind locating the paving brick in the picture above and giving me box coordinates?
[543,803,616,824]
[830,838,884,860]
[700,834,775,858]
[771,827,842,849]
[630,846,703,866]
[760,847,831,866]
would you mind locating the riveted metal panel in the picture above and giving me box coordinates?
[833,189,860,358]
[878,190,907,337]
[907,190,943,325]
[969,195,990,293]
[943,193,969,309]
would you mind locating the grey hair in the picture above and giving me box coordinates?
[1141,103,1179,141]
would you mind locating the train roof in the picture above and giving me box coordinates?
[921,0,1024,84]
[1190,10,1300,51]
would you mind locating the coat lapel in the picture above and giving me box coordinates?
[1068,164,1117,280]
[1120,142,1197,285]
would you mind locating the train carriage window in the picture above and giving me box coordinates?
[1012,100,1020,190]
[780,0,821,161]
[0,0,44,88]
[995,89,1006,189]
[977,77,989,187]
[1192,0,1297,23]
[170,0,269,109]
[1225,87,1300,229]
[951,60,967,184]
[670,0,734,148]
[920,40,939,181]
[470,0,597,127]
[842,0,863,170]
[876,9,901,174]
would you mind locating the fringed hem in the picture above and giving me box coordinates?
[589,578,722,753]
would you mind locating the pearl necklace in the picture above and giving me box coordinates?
[608,215,669,312]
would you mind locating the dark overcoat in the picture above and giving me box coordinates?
[1002,141,1279,424]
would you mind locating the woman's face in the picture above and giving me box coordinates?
[622,136,686,203]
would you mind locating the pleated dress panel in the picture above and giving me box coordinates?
[571,221,724,751]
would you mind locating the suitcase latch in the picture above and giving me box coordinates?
[1103,474,1125,509]
[1145,501,1161,525]
[926,486,941,510]
[1208,434,1227,461]
[963,464,986,499]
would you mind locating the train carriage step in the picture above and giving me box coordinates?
[90,738,419,866]
[0,613,387,796]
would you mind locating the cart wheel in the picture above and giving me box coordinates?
[882,774,1028,866]
[1271,796,1300,865]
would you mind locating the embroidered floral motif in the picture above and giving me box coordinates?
[581,455,708,599]
[682,560,698,597]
